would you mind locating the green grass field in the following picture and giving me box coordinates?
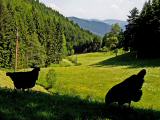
[1,51,160,119]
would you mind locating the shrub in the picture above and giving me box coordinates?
[45,69,56,90]
[67,56,81,66]
[99,46,109,52]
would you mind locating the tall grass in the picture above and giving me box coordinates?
[0,88,160,120]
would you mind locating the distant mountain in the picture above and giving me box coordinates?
[103,19,128,30]
[68,17,111,36]
[68,17,128,36]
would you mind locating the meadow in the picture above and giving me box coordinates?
[1,51,160,119]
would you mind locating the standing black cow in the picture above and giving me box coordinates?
[6,67,40,91]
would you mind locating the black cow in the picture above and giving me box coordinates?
[105,69,146,107]
[6,67,40,90]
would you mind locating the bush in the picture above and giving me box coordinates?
[99,46,109,52]
[49,59,74,67]
[67,56,81,66]
[45,69,56,90]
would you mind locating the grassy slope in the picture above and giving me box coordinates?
[45,52,160,110]
[1,51,160,119]
[0,70,14,88]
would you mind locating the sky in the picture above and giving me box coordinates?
[39,0,148,21]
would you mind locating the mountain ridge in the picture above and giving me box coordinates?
[68,17,111,36]
[68,17,127,36]
[103,19,127,30]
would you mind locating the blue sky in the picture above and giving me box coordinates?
[39,0,148,21]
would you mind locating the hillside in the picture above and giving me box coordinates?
[68,17,127,36]
[103,19,127,30]
[90,19,127,30]
[68,17,111,36]
[0,0,100,68]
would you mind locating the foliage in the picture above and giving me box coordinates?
[45,68,56,90]
[102,24,121,51]
[123,7,140,52]
[67,55,81,66]
[123,1,160,58]
[0,0,100,68]
[74,36,102,54]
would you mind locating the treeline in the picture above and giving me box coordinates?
[102,23,122,53]
[0,0,101,68]
[122,0,160,58]
[102,0,160,59]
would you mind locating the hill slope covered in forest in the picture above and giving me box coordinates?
[0,0,101,68]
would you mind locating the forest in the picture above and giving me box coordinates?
[0,0,101,68]
[102,0,160,59]
[123,0,160,58]
[0,0,160,67]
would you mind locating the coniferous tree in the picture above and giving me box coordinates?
[123,0,160,58]
[0,1,16,68]
[0,0,100,68]
[123,7,139,52]
[62,33,68,57]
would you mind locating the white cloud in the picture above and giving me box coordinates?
[111,4,119,9]
[39,0,148,21]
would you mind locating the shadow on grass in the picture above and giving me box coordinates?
[92,53,160,68]
[0,87,160,120]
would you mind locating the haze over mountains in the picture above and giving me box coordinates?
[68,17,127,36]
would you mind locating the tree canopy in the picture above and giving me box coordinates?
[123,0,160,58]
[102,23,121,52]
[0,0,101,68]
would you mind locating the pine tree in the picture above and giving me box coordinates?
[62,33,68,57]
[0,0,100,68]
[123,7,139,51]
[0,1,16,68]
